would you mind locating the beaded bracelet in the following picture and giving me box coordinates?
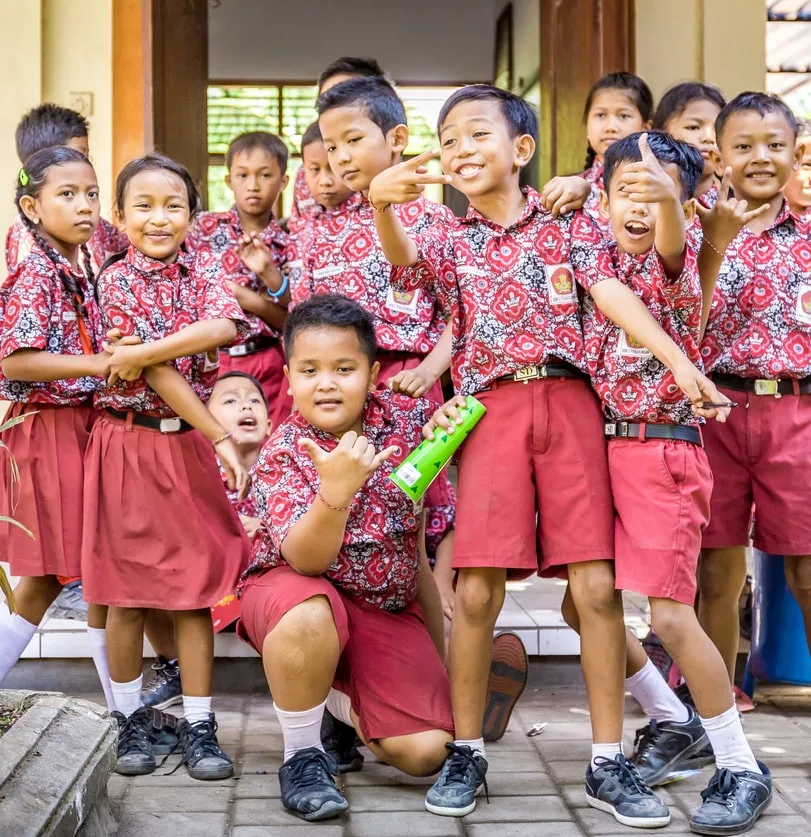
[212,432,233,448]
[368,193,390,213]
[703,236,724,257]
[266,272,289,301]
[317,491,351,512]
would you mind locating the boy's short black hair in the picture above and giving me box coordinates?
[715,92,798,143]
[797,117,811,139]
[652,82,727,131]
[213,371,268,409]
[226,131,289,174]
[604,131,704,202]
[284,294,377,365]
[301,121,323,156]
[317,57,388,92]
[15,104,89,164]
[437,85,537,139]
[317,77,407,135]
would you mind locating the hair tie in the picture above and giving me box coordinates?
[18,169,29,187]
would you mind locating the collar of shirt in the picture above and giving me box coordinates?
[460,186,544,232]
[290,389,395,448]
[126,244,192,277]
[30,239,86,281]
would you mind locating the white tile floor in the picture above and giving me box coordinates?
[2,564,654,659]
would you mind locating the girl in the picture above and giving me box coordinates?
[0,146,113,692]
[81,153,250,781]
[582,72,653,234]
[653,81,727,205]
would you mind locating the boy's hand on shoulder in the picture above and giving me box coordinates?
[368,150,452,211]
[299,432,398,508]
[619,133,679,205]
[388,364,436,398]
[695,167,771,250]
[541,175,591,216]
[423,395,467,440]
[238,232,274,275]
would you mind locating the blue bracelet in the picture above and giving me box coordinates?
[266,272,289,301]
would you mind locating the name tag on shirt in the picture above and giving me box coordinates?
[546,263,577,305]
[312,264,345,280]
[796,284,811,325]
[386,286,420,316]
[62,311,77,322]
[618,330,652,359]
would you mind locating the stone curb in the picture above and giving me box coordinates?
[0,690,117,837]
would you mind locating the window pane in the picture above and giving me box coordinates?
[208,86,281,155]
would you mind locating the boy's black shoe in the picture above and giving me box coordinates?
[141,656,183,710]
[631,705,714,787]
[178,713,233,780]
[113,707,156,776]
[279,747,349,821]
[689,762,772,835]
[321,709,364,773]
[586,754,671,828]
[482,632,528,742]
[145,706,181,755]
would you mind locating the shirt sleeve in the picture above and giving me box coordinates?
[1,261,53,358]
[567,211,618,292]
[658,244,700,306]
[193,260,249,338]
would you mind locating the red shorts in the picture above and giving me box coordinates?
[237,566,454,742]
[703,389,811,555]
[453,377,614,577]
[609,437,712,605]
[0,403,95,578]
[219,340,293,431]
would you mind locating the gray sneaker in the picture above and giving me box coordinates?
[586,754,671,828]
[632,705,714,787]
[113,707,156,776]
[424,743,488,818]
[689,762,772,835]
[141,656,183,710]
[279,747,349,821]
[47,580,88,621]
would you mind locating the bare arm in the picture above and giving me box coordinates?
[416,525,445,661]
[2,348,107,382]
[229,282,287,331]
[280,497,351,576]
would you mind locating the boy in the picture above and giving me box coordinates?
[288,57,390,233]
[370,84,724,823]
[583,130,771,835]
[699,94,811,684]
[188,132,291,427]
[6,103,128,273]
[785,117,811,216]
[235,294,453,821]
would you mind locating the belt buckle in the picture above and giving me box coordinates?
[229,344,249,358]
[604,422,617,437]
[753,379,779,396]
[159,417,182,434]
[513,365,541,383]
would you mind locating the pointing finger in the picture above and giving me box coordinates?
[719,167,733,201]
[408,149,441,168]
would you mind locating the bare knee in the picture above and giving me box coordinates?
[650,600,693,647]
[699,548,747,601]
[265,596,338,666]
[786,556,811,601]
[568,561,619,617]
[378,730,451,777]
[456,569,505,625]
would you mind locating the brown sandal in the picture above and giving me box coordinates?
[482,632,528,742]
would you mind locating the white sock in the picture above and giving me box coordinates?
[326,688,354,727]
[455,737,485,758]
[275,699,327,762]
[626,659,690,724]
[591,742,623,770]
[111,675,143,718]
[183,694,213,725]
[0,607,38,685]
[86,627,116,711]
[701,705,760,773]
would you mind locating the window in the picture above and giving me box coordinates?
[767,0,811,116]
[207,84,460,215]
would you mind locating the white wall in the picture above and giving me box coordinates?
[209,0,496,83]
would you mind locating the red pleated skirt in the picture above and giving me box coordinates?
[81,412,251,609]
[0,402,95,578]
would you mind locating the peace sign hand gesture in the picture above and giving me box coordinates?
[617,133,680,205]
[368,150,452,211]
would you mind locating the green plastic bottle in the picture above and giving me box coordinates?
[390,395,486,502]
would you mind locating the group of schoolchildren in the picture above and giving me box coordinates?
[0,54,808,836]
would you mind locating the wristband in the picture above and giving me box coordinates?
[266,272,289,301]
[316,491,351,512]
[212,432,233,448]
[703,236,725,257]
[368,193,390,213]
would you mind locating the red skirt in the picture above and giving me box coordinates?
[81,412,251,609]
[0,402,95,578]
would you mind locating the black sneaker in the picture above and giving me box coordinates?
[424,743,488,817]
[141,656,183,710]
[632,705,715,787]
[675,680,697,710]
[689,762,772,835]
[144,706,181,755]
[113,707,156,776]
[177,713,233,780]
[278,747,349,821]
[586,754,671,828]
[321,709,363,773]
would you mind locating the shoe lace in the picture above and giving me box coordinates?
[700,768,739,808]
[633,720,661,762]
[161,718,226,775]
[119,709,152,753]
[144,658,177,693]
[594,754,655,797]
[442,743,489,803]
[287,749,339,786]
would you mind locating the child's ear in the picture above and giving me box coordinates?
[642,120,652,130]
[598,189,610,220]
[683,198,697,222]
[18,195,38,225]
[794,142,804,170]
[514,134,536,168]
[283,364,293,397]
[369,360,380,391]
[225,171,233,190]
[389,124,409,157]
[280,173,290,192]
[709,149,723,179]
[112,207,126,232]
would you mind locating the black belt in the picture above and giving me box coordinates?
[223,335,277,358]
[106,408,192,433]
[713,373,811,396]
[491,362,586,386]
[604,421,702,446]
